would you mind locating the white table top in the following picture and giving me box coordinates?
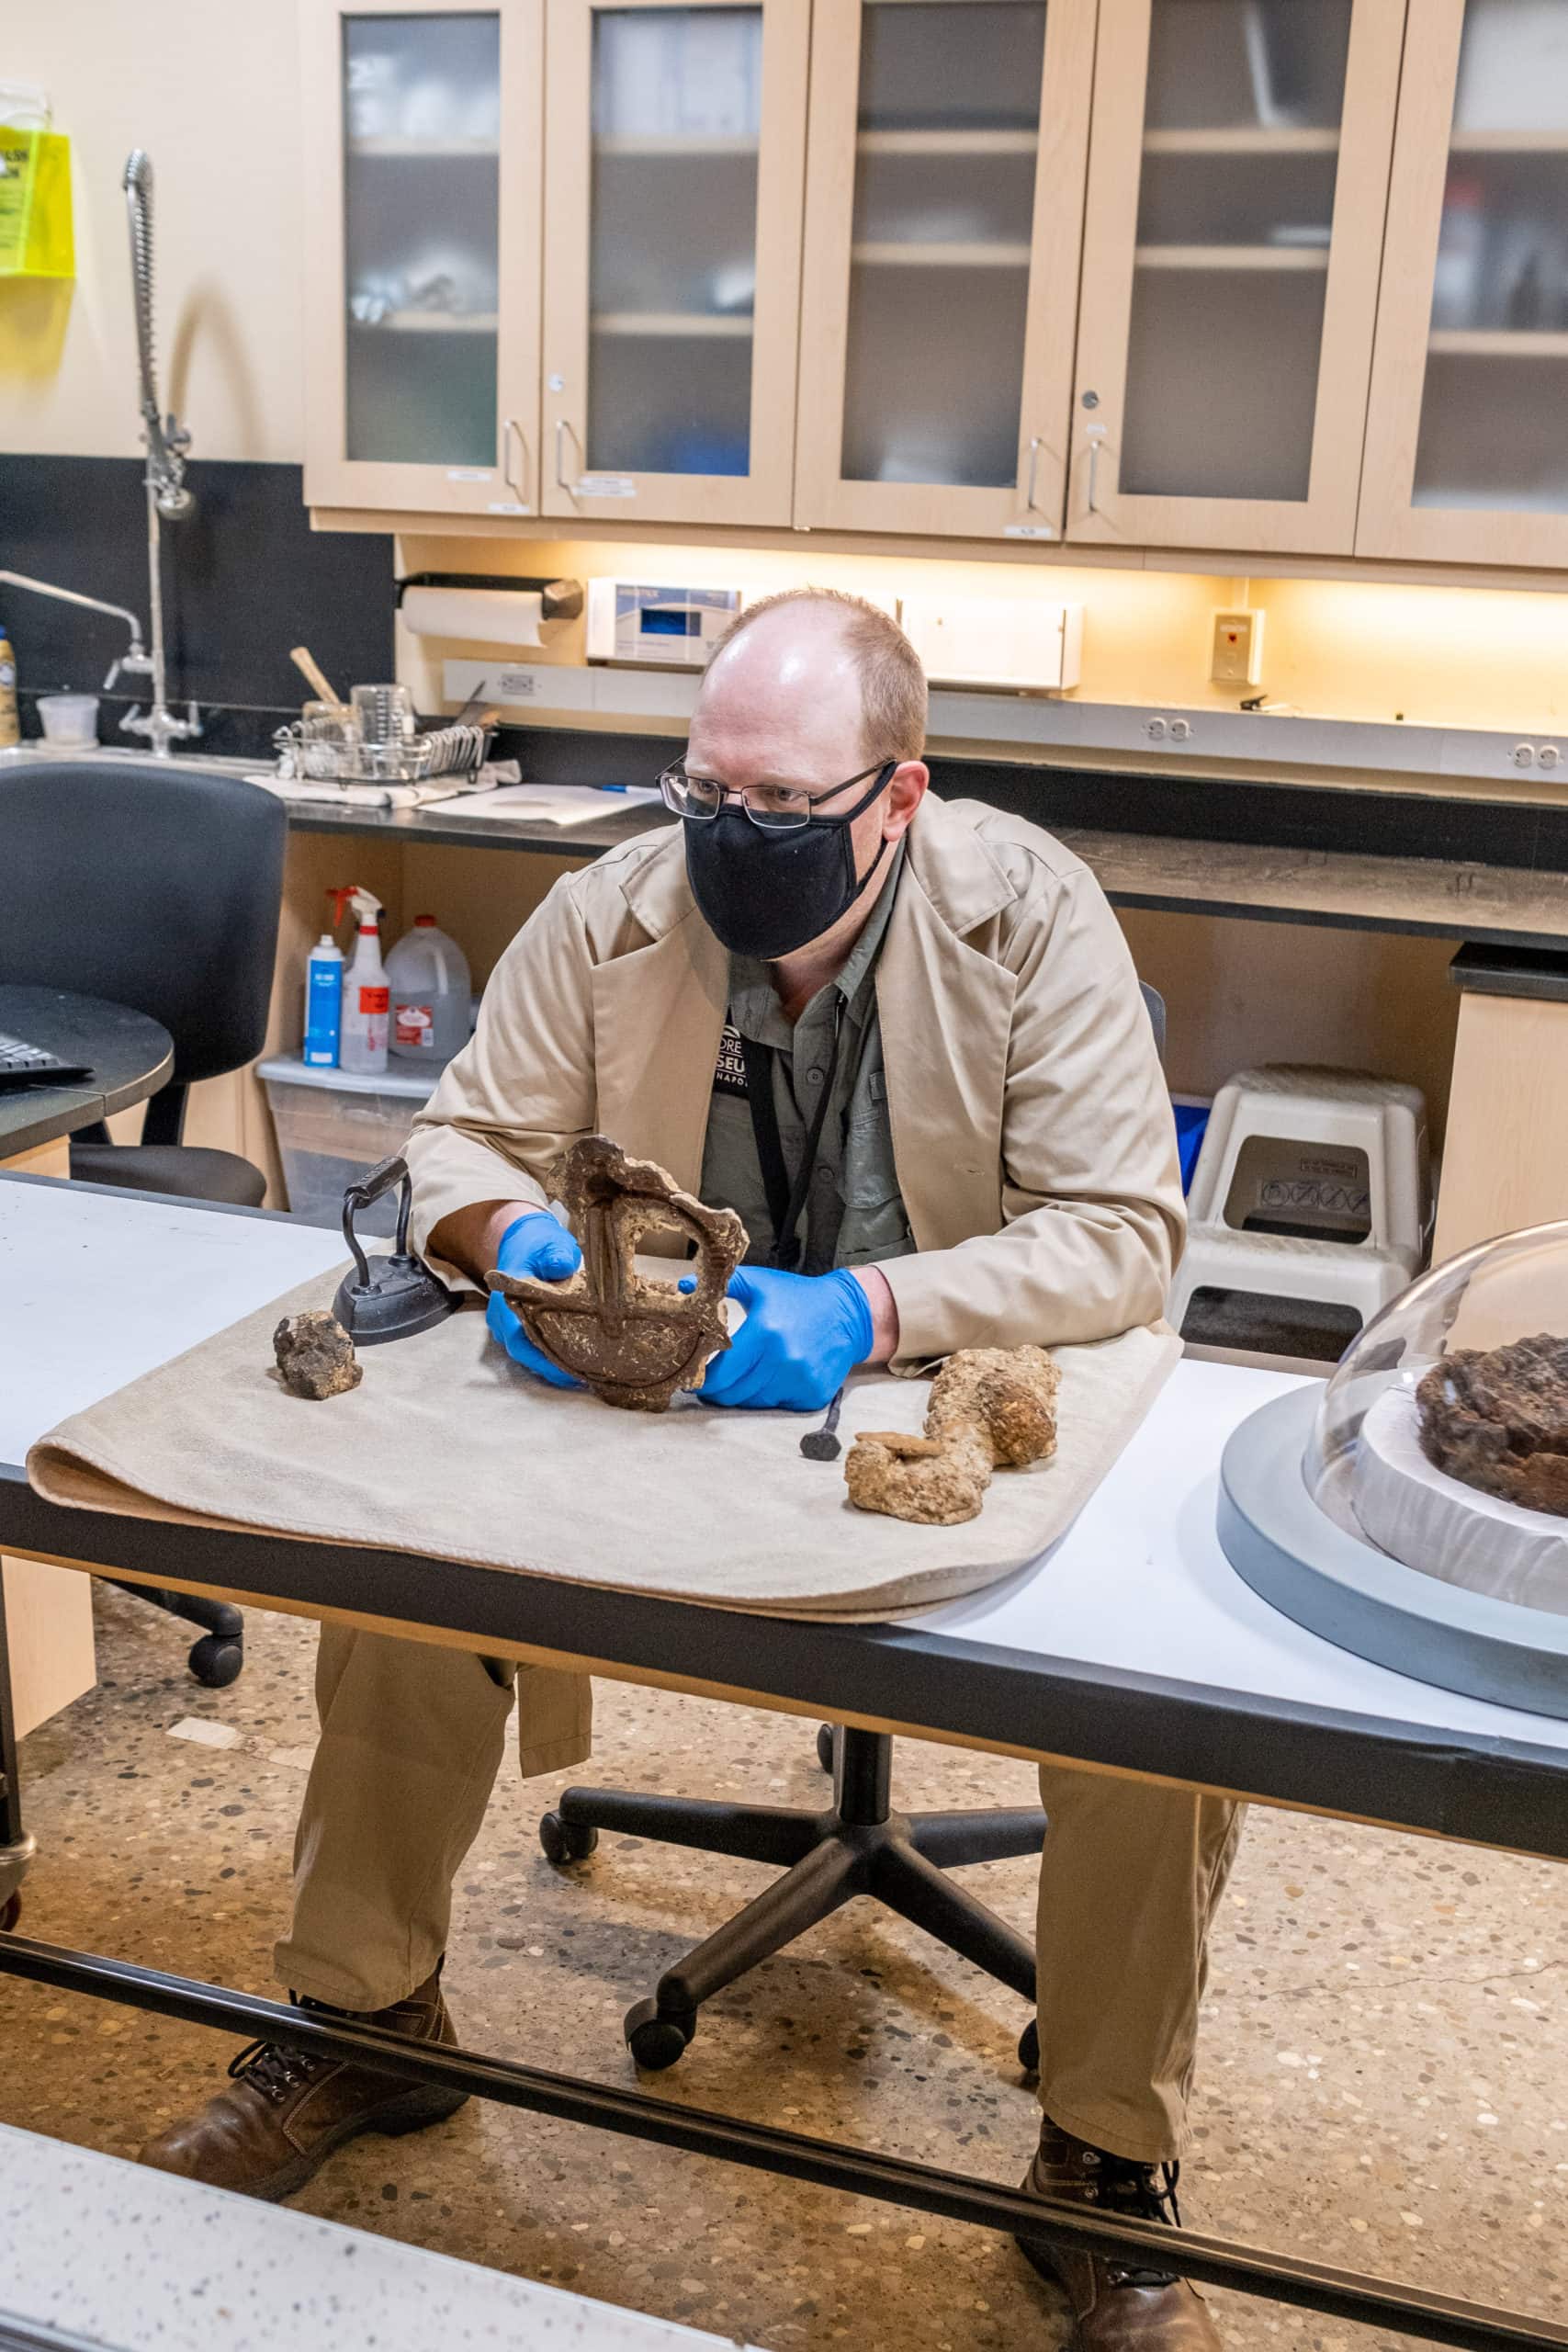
[0,2123,753,2352]
[5,1174,1568,1768]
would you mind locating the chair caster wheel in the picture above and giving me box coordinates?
[816,1722,836,1774]
[1018,2018,1040,2075]
[625,1997,695,2071]
[0,1894,19,1933]
[188,1634,243,1688]
[539,1811,598,1867]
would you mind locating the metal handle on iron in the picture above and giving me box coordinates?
[1085,424,1108,515]
[1024,434,1043,513]
[339,1150,412,1291]
[502,415,529,507]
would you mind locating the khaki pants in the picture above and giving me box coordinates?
[276,1626,1241,2166]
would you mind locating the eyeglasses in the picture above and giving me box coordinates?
[658,757,896,833]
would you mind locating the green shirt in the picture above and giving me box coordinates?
[699,850,914,1274]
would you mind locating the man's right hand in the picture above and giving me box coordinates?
[484,1211,583,1388]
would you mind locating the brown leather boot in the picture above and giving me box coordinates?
[139,1966,467,2201]
[1016,2120,1220,2350]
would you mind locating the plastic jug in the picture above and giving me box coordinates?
[387,915,472,1065]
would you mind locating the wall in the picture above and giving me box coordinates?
[0,0,303,462]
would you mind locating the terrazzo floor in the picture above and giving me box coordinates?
[1,1581,1563,2350]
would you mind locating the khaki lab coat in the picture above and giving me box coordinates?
[403,797,1184,1772]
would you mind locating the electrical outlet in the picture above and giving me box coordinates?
[1213,608,1265,687]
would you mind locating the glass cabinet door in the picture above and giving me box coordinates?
[541,0,809,526]
[302,0,543,515]
[1359,0,1568,565]
[1068,0,1404,555]
[795,0,1097,539]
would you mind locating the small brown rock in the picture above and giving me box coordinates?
[1416,1333,1568,1515]
[273,1309,362,1400]
[846,1345,1059,1524]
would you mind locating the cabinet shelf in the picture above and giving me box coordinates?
[346,135,500,158]
[1134,243,1330,271]
[593,132,759,158]
[1449,129,1568,153]
[1142,127,1341,155]
[348,310,500,334]
[591,311,753,338]
[1427,330,1568,358]
[854,128,1038,157]
[851,239,1032,269]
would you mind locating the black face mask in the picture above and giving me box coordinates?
[683,763,895,959]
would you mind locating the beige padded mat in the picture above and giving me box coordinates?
[28,1267,1180,1621]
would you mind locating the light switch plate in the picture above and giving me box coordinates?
[1212,607,1265,687]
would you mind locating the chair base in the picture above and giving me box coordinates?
[542,1725,1043,2071]
[107,1582,244,1687]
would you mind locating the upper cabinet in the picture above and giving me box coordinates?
[302,0,545,516]
[1358,0,1568,567]
[539,0,809,526]
[1067,0,1404,555]
[793,0,1096,541]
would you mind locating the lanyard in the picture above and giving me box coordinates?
[739,1000,845,1272]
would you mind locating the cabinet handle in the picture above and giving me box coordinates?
[1024,435,1043,513]
[502,416,529,508]
[554,415,578,498]
[1084,424,1109,515]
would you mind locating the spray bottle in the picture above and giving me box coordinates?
[330,886,389,1076]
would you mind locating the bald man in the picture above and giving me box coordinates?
[143,593,1231,2352]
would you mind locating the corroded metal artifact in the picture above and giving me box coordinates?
[488,1135,747,1411]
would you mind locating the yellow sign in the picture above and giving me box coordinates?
[0,128,74,280]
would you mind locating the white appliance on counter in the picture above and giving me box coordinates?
[585,579,743,668]
[898,594,1083,694]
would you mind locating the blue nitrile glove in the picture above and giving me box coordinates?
[681,1263,874,1411]
[486,1211,583,1388]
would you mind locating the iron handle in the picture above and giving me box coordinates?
[1024,435,1043,512]
[502,416,530,507]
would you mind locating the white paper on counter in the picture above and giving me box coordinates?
[429,783,662,823]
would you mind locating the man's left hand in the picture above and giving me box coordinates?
[687,1264,875,1411]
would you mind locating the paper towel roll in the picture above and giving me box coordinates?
[400,586,548,646]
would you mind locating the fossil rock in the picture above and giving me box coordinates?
[845,1344,1059,1524]
[487,1135,747,1412]
[273,1308,362,1400]
[1416,1333,1568,1517]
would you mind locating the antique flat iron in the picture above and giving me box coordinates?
[333,1151,458,1345]
[488,1135,746,1411]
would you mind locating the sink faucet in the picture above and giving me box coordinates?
[0,571,152,693]
[119,152,200,758]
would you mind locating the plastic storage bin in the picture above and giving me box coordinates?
[260,1056,438,1236]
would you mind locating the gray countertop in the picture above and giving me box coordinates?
[285,797,1568,952]
[0,2123,756,2352]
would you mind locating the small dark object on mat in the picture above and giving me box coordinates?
[488,1135,746,1412]
[273,1308,363,1400]
[800,1384,846,1461]
[1417,1332,1568,1517]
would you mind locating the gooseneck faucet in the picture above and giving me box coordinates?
[118,150,200,757]
[0,573,153,695]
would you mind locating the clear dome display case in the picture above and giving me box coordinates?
[1217,1222,1568,1719]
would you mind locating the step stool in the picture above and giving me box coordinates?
[1169,1066,1430,1341]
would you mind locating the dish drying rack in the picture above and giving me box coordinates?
[273,716,497,787]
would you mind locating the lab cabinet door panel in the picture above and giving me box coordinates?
[1358,0,1568,567]
[540,0,809,526]
[794,0,1097,541]
[1068,0,1404,555]
[301,0,544,517]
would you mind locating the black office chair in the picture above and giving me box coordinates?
[542,989,1169,2072]
[0,761,288,1683]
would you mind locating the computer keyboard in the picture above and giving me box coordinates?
[0,1031,92,1087]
